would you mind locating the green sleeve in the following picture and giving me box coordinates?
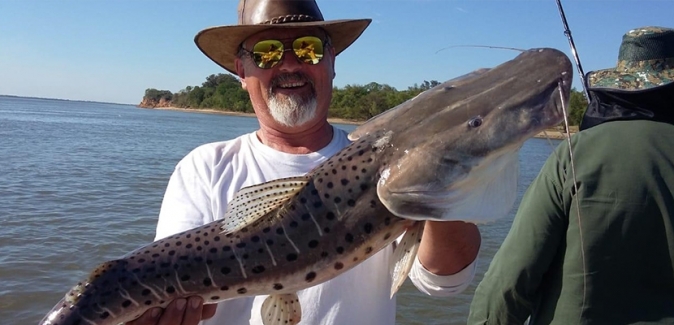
[467,155,568,324]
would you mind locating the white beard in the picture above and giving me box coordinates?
[267,93,317,127]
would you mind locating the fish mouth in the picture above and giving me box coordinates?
[547,76,572,125]
[514,76,571,139]
[527,92,567,141]
[542,59,574,128]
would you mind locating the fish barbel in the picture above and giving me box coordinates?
[40,48,572,325]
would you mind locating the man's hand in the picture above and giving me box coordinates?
[127,296,217,325]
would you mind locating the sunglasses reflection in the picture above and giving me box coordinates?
[251,36,324,69]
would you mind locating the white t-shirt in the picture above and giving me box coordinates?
[156,127,476,325]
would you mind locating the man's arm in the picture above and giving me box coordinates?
[405,220,480,297]
[131,155,218,325]
[418,221,481,275]
[467,158,567,324]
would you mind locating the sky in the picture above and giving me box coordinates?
[1,0,673,105]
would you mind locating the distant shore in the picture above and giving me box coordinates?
[141,106,361,125]
[140,106,576,138]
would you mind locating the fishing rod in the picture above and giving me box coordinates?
[554,0,590,100]
[554,2,589,323]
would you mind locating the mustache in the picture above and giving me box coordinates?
[270,72,314,89]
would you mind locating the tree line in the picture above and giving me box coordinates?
[143,73,588,125]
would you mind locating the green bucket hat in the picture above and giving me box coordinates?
[587,26,674,92]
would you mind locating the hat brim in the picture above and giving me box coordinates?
[587,67,674,92]
[195,19,372,75]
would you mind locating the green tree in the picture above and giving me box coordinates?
[202,74,239,89]
[142,75,587,127]
[143,88,172,102]
[187,86,205,107]
[567,89,588,126]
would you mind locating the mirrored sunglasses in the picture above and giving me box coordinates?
[242,36,326,69]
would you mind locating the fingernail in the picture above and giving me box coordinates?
[190,296,202,309]
[176,299,187,311]
[151,308,161,318]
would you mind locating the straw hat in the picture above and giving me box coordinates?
[195,0,372,74]
[587,26,674,92]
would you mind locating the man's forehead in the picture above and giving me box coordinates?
[245,27,327,43]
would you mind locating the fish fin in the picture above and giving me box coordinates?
[220,176,310,234]
[389,221,425,298]
[261,293,302,325]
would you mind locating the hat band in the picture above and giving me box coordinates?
[262,14,320,24]
[616,57,674,72]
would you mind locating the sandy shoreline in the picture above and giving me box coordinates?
[140,106,575,138]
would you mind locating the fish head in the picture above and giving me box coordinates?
[356,48,573,223]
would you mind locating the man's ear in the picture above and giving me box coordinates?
[235,58,247,90]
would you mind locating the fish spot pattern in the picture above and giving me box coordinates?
[46,135,414,325]
[305,272,316,282]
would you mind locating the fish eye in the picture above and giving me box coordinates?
[468,116,483,128]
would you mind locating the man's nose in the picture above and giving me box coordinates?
[278,49,303,72]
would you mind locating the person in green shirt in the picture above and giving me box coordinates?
[468,26,674,325]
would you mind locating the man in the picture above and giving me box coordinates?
[130,0,481,324]
[468,26,674,324]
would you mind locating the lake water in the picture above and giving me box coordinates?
[0,96,559,324]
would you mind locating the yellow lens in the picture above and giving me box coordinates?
[252,40,284,68]
[292,36,323,65]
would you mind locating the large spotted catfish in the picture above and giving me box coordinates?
[40,48,572,325]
